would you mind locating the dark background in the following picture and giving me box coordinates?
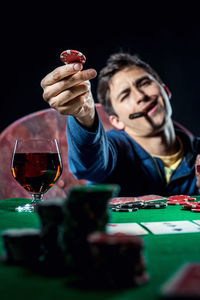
[1,2,200,136]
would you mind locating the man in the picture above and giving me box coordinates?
[41,52,200,196]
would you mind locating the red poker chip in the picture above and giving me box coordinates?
[166,201,189,205]
[182,204,200,210]
[167,195,196,202]
[182,205,192,210]
[166,202,181,205]
[167,200,188,203]
[60,49,86,64]
[185,204,199,207]
[191,209,200,212]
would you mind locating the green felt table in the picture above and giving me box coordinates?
[0,197,200,300]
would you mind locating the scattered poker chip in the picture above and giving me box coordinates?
[181,205,193,211]
[191,209,200,212]
[60,49,86,64]
[112,207,138,212]
[182,203,199,209]
[190,203,200,208]
[181,202,199,210]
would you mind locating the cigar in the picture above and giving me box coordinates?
[129,111,147,120]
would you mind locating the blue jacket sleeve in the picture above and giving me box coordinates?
[66,111,117,182]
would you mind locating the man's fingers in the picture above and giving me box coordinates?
[41,63,83,87]
[48,84,89,108]
[72,68,97,84]
[43,71,96,101]
[41,63,97,88]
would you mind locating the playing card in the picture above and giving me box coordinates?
[106,223,149,235]
[160,262,200,298]
[192,220,200,225]
[140,221,200,235]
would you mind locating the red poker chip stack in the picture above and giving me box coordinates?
[87,232,149,288]
[166,195,200,212]
[166,195,196,206]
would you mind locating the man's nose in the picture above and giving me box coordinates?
[132,86,146,104]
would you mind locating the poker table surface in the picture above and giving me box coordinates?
[0,197,200,300]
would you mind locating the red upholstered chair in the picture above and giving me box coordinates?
[0,103,193,201]
[0,104,114,200]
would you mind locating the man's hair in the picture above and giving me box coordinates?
[97,52,163,115]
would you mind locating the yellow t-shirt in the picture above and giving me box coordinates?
[153,136,184,183]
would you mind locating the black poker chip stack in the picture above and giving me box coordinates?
[60,184,120,275]
[1,228,41,266]
[36,198,66,273]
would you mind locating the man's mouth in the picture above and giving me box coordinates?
[129,100,158,120]
[142,100,158,114]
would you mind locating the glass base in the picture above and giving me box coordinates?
[15,194,43,212]
[15,203,36,212]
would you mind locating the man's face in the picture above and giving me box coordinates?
[109,66,172,137]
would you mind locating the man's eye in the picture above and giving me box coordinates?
[139,79,151,86]
[120,93,129,102]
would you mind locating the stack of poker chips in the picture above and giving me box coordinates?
[60,184,120,274]
[1,184,149,288]
[166,195,196,206]
[87,232,149,288]
[36,198,66,273]
[1,184,120,272]
[1,228,41,266]
[166,195,200,212]
[110,201,167,212]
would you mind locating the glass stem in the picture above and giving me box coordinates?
[31,193,43,204]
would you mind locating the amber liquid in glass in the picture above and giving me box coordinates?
[12,152,62,194]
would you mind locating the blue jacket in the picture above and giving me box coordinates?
[67,111,200,197]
